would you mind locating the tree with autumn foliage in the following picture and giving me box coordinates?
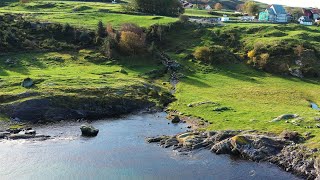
[244,1,259,16]
[214,3,223,10]
[119,24,146,55]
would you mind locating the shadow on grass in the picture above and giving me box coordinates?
[0,53,48,75]
[0,68,9,76]
[182,75,211,88]
[114,54,163,75]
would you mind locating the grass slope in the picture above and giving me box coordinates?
[164,23,320,148]
[0,1,177,28]
[0,50,161,107]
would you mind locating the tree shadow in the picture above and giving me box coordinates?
[217,64,267,84]
[0,68,9,76]
[0,52,48,75]
[182,75,211,88]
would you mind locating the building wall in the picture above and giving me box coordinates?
[276,14,287,23]
[268,15,276,22]
[259,12,269,21]
[300,21,313,26]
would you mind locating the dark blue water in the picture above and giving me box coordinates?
[0,112,300,180]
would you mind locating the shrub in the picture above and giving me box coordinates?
[214,3,222,10]
[119,31,145,55]
[72,5,92,12]
[179,15,189,23]
[193,46,211,63]
[253,42,264,52]
[194,45,235,64]
[20,0,31,3]
[106,24,118,47]
[79,31,92,45]
[101,38,112,58]
[120,23,144,36]
[247,50,256,59]
[258,53,270,67]
[294,45,304,57]
[128,0,184,17]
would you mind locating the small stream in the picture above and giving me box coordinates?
[0,112,300,180]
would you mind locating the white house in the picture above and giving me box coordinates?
[240,16,255,21]
[205,5,212,10]
[298,16,313,26]
[221,15,230,22]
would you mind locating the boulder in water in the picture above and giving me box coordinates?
[80,124,99,137]
[25,130,36,135]
[171,115,180,123]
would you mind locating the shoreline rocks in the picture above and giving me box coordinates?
[0,127,50,141]
[147,130,317,179]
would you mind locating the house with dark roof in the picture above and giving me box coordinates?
[258,4,288,23]
[180,0,193,8]
[303,8,320,20]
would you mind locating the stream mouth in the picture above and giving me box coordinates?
[0,112,300,179]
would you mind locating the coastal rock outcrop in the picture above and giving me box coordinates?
[0,97,153,123]
[147,130,315,179]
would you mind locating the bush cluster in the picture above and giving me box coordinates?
[124,0,184,17]
[0,14,95,52]
[193,45,237,64]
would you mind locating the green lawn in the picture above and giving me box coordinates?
[184,9,215,17]
[0,50,158,96]
[163,23,320,149]
[169,64,320,147]
[0,1,177,29]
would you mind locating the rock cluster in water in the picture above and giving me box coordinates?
[147,130,318,179]
[0,127,50,140]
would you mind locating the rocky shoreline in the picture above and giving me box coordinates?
[0,126,50,141]
[147,128,319,180]
[0,87,318,179]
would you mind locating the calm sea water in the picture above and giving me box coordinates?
[0,112,300,180]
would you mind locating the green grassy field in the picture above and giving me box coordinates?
[184,8,239,18]
[163,23,320,148]
[0,1,177,29]
[1,0,320,149]
[184,9,215,17]
[0,49,159,99]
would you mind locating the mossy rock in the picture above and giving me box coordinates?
[119,68,128,75]
[176,132,195,144]
[148,89,159,98]
[21,78,34,88]
[171,115,180,123]
[213,107,231,112]
[231,135,250,146]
